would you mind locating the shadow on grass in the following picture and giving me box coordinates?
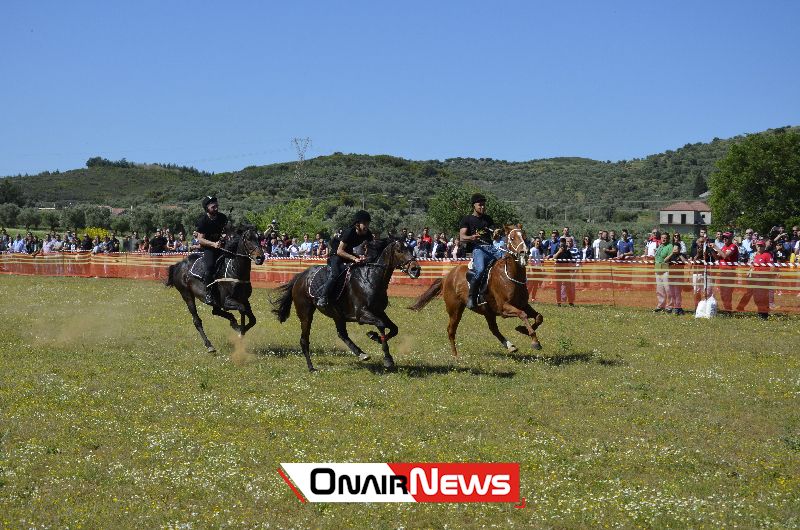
[251,346,356,359]
[360,363,516,379]
[252,346,516,378]
[488,350,626,366]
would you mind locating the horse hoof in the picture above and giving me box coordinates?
[383,358,396,370]
[308,367,318,373]
[532,341,542,351]
[367,331,381,343]
[207,346,216,353]
[508,345,519,354]
[358,353,370,362]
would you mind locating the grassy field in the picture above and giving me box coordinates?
[0,275,798,528]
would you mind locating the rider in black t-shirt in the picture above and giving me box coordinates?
[460,193,503,308]
[195,196,229,305]
[317,210,373,307]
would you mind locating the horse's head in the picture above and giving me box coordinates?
[373,238,421,279]
[234,225,265,265]
[505,224,528,267]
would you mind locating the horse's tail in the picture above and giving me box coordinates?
[164,263,177,287]
[408,278,443,311]
[271,274,300,323]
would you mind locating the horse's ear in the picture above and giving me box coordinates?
[504,224,513,234]
[516,223,523,229]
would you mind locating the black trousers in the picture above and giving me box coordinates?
[202,247,220,286]
[321,256,346,297]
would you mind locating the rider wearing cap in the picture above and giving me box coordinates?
[460,193,502,308]
[317,210,373,307]
[196,196,229,305]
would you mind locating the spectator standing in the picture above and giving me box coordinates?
[299,234,313,257]
[616,229,635,259]
[644,229,660,259]
[288,238,301,258]
[528,237,544,301]
[713,230,725,250]
[597,231,615,260]
[592,230,602,259]
[579,235,594,260]
[552,237,576,306]
[717,231,739,312]
[11,234,25,253]
[545,230,559,256]
[653,232,673,313]
[689,228,708,257]
[667,233,687,315]
[149,229,168,254]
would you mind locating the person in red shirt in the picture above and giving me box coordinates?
[716,231,739,312]
[420,227,433,258]
[751,240,774,319]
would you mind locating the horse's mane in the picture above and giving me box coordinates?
[223,224,257,253]
[365,237,406,263]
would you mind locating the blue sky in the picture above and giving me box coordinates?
[2,0,798,176]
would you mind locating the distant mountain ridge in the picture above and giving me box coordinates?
[4,126,797,224]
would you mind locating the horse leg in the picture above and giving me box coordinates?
[446,301,465,358]
[297,302,316,372]
[502,303,543,351]
[212,305,240,333]
[240,301,257,336]
[365,311,398,369]
[484,313,517,353]
[182,291,216,353]
[335,318,370,362]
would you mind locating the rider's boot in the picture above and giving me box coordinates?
[204,285,215,306]
[466,279,479,309]
[317,276,335,308]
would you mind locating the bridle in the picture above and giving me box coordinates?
[219,230,264,263]
[505,229,528,261]
[502,228,528,285]
[369,240,420,277]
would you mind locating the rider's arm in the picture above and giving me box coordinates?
[196,232,221,249]
[459,227,479,242]
[336,241,365,262]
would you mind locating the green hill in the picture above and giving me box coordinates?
[3,126,797,230]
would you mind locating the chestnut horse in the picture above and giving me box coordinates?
[409,225,543,356]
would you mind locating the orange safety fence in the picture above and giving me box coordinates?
[1,252,799,315]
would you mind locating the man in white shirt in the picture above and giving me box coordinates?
[298,233,313,257]
[11,235,26,253]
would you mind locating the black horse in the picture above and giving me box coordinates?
[271,239,421,371]
[165,226,265,352]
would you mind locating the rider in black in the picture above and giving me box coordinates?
[460,193,502,308]
[316,210,373,307]
[195,196,229,305]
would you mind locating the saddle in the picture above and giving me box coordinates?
[187,254,230,283]
[308,264,353,301]
[465,259,495,291]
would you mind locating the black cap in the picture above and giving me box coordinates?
[353,210,372,224]
[201,196,218,210]
[470,193,487,205]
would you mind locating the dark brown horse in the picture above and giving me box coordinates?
[165,226,265,352]
[271,239,421,371]
[409,225,543,356]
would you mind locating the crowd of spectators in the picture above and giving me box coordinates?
[0,228,195,255]
[2,224,798,265]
